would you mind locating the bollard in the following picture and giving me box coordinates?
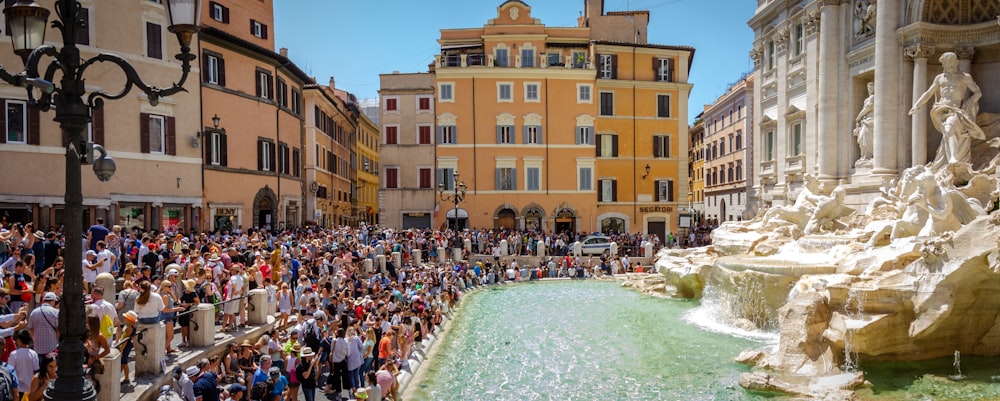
[376,255,387,275]
[537,241,546,258]
[644,243,654,261]
[463,239,472,256]
[437,247,446,264]
[573,241,582,257]
[452,248,462,263]
[135,322,166,376]
[610,241,618,257]
[363,259,374,274]
[190,303,215,347]
[499,239,509,256]
[392,252,402,269]
[412,249,422,266]
[248,289,269,326]
[95,273,117,301]
[95,348,121,401]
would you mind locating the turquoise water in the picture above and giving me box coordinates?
[409,281,775,401]
[858,356,1000,401]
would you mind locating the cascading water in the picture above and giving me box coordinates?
[843,286,867,372]
[950,350,967,381]
[686,274,779,343]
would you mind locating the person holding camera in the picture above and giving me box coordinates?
[295,347,320,401]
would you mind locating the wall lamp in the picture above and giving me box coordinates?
[193,113,221,148]
[642,164,651,179]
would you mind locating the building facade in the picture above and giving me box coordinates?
[0,0,202,232]
[702,75,753,224]
[689,118,705,223]
[430,0,693,236]
[356,111,380,226]
[748,0,1000,210]
[378,72,436,229]
[199,0,309,233]
[304,82,354,228]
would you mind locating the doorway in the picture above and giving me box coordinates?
[496,209,516,230]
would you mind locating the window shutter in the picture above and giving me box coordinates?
[597,180,603,201]
[512,169,517,191]
[221,133,228,166]
[653,57,660,73]
[537,126,543,144]
[653,137,662,157]
[0,99,6,144]
[139,113,150,153]
[575,127,581,145]
[665,138,670,157]
[654,180,661,201]
[27,107,40,145]
[496,126,502,144]
[76,7,89,46]
[255,72,262,97]
[588,130,593,145]
[293,149,299,176]
[668,180,674,202]
[250,19,256,36]
[201,53,210,83]
[522,126,528,144]
[269,141,276,171]
[257,140,264,170]
[667,58,674,82]
[92,106,104,145]
[611,135,618,157]
[495,168,501,190]
[165,116,176,155]
[611,55,618,79]
[611,180,618,201]
[267,74,274,100]
[218,56,226,86]
[437,126,443,144]
[222,5,230,23]
[452,126,457,143]
[595,135,602,157]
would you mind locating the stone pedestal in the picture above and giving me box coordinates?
[392,251,402,268]
[376,255,386,275]
[412,249,422,265]
[500,240,509,256]
[573,242,582,257]
[95,273,117,300]
[610,242,618,257]
[135,322,165,376]
[644,243,653,261]
[363,259,374,274]
[537,241,546,258]
[248,289,269,326]
[95,349,121,401]
[453,248,462,262]
[191,303,215,347]
[437,247,446,264]
[463,239,472,255]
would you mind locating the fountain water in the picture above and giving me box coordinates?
[950,350,967,381]
[842,287,867,372]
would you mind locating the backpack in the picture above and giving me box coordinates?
[302,323,320,351]
[0,364,14,401]
[100,313,116,339]
[249,379,274,401]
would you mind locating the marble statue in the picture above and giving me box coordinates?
[909,52,985,165]
[761,174,822,230]
[854,82,875,162]
[804,187,853,234]
[854,0,876,36]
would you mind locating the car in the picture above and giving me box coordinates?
[579,235,612,255]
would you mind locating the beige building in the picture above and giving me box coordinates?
[702,75,753,224]
[378,72,436,229]
[0,0,201,231]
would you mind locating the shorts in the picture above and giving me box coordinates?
[223,299,240,315]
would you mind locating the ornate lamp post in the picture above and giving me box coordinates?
[0,1,202,400]
[438,170,467,235]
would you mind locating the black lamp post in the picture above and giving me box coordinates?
[438,170,467,235]
[0,1,202,400]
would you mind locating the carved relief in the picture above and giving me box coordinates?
[510,6,519,20]
[903,44,935,61]
[955,46,975,61]
[750,47,764,68]
[854,0,876,37]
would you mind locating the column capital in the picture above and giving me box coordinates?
[904,44,935,61]
[804,9,822,35]
[749,47,763,68]
[954,46,976,60]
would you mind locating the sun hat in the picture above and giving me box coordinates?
[299,347,315,357]
[208,253,221,261]
[240,340,252,347]
[123,310,138,323]
[182,279,196,292]
[186,366,200,376]
[33,230,44,240]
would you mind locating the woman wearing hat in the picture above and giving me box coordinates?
[118,310,138,384]
[177,279,200,348]
[284,343,301,401]
[295,346,320,401]
[237,340,258,386]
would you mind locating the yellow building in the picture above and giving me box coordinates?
[434,1,597,233]
[356,111,379,226]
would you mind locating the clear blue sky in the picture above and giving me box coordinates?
[274,0,755,125]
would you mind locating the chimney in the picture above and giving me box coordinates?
[329,76,336,89]
[279,47,288,57]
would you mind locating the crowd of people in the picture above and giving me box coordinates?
[0,219,669,401]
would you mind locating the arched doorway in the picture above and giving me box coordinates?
[445,208,468,231]
[253,186,277,231]
[496,208,516,230]
[522,204,545,231]
[554,208,576,235]
[720,199,728,223]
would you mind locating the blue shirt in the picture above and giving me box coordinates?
[192,372,219,401]
[86,225,109,251]
[250,368,269,390]
[271,375,288,397]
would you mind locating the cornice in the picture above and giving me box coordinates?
[897,20,1000,48]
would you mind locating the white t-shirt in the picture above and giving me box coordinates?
[91,299,117,325]
[135,292,165,320]
[8,347,37,392]
[96,249,115,275]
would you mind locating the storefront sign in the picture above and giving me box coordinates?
[639,206,673,213]
[217,208,237,216]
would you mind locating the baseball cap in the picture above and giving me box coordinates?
[268,367,280,377]
[229,383,246,393]
[43,292,58,302]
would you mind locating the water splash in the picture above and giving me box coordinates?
[686,279,779,344]
[950,350,967,381]
[842,287,867,372]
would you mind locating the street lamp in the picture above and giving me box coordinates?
[0,1,202,400]
[438,170,467,233]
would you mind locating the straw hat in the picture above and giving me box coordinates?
[240,340,252,347]
[123,310,138,323]
[182,279,196,293]
[208,253,221,262]
[299,347,315,357]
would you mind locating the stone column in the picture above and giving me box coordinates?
[817,0,841,179]
[412,250,421,266]
[437,247,446,264]
[95,349,121,401]
[392,251,401,268]
[537,241,546,258]
[95,273,117,301]
[452,248,462,262]
[499,240,509,256]
[872,0,901,175]
[906,44,934,166]
[190,303,215,347]
[376,255,387,275]
[644,243,654,261]
[956,47,975,73]
[135,322,165,376]
[247,289,269,326]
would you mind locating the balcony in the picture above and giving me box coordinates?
[435,50,593,70]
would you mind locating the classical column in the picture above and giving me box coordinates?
[906,44,934,166]
[872,0,901,175]
[956,47,975,73]
[817,1,841,179]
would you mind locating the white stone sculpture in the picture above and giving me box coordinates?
[804,187,853,234]
[854,0,876,36]
[869,166,982,242]
[760,174,822,231]
[909,52,985,166]
[854,81,875,163]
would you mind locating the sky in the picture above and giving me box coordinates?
[274,0,756,125]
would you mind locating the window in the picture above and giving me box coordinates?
[255,70,272,99]
[418,97,431,111]
[496,125,513,144]
[250,19,268,39]
[293,149,301,177]
[418,125,432,145]
[257,140,274,172]
[438,126,456,144]
[794,23,804,56]
[291,89,301,114]
[524,83,539,102]
[600,92,614,116]
[497,83,512,102]
[439,83,454,102]
[655,58,674,82]
[526,167,540,191]
[210,1,229,23]
[767,40,775,71]
[599,54,616,79]
[578,167,592,191]
[727,163,735,182]
[384,126,398,145]
[419,168,432,189]
[791,123,802,155]
[76,7,89,45]
[764,131,775,161]
[495,48,509,67]
[736,161,743,181]
[385,167,399,189]
[576,126,593,145]
[521,48,535,68]
[139,113,175,155]
[523,126,541,144]
[207,131,227,166]
[720,138,726,155]
[276,78,288,107]
[577,84,592,103]
[496,167,516,191]
[597,134,618,158]
[735,131,743,150]
[656,180,674,202]
[598,179,617,202]
[278,143,289,174]
[547,53,561,66]
[653,135,670,158]
[385,98,397,112]
[146,22,162,59]
[5,100,26,143]
[571,51,586,68]
[203,53,225,85]
[657,95,671,118]
[437,168,455,190]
